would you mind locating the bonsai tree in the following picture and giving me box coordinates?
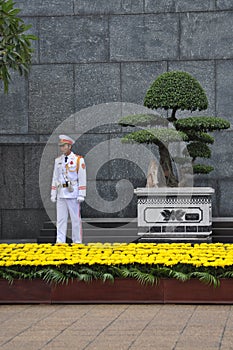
[0,0,37,93]
[118,71,230,187]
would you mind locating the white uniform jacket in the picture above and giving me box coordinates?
[51,152,86,199]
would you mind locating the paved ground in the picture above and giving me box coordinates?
[0,304,233,350]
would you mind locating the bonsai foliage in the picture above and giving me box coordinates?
[0,0,37,92]
[119,71,230,186]
[144,71,208,118]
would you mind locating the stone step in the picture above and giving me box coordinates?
[43,218,137,229]
[40,227,138,237]
[212,236,233,243]
[37,235,138,244]
[212,223,233,228]
[83,236,138,243]
[138,237,211,243]
[212,218,233,228]
[43,226,233,233]
[138,233,210,238]
[38,217,233,244]
[212,228,233,235]
[43,217,233,228]
[37,236,56,244]
[0,239,37,244]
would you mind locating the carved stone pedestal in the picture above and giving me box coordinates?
[134,187,215,243]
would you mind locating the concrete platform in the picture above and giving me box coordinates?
[0,304,232,349]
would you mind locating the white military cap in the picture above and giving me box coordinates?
[58,134,75,146]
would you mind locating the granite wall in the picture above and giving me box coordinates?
[1,0,233,239]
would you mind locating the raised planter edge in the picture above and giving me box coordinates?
[0,278,233,304]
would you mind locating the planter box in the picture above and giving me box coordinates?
[0,278,233,304]
[163,279,233,304]
[134,187,215,242]
[0,279,51,304]
[51,279,164,304]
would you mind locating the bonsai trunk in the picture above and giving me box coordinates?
[158,142,178,187]
[167,108,177,123]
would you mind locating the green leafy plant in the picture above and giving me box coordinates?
[189,271,220,288]
[144,71,208,114]
[118,71,230,186]
[41,268,70,285]
[0,263,229,288]
[0,0,37,92]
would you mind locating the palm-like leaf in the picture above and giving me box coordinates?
[128,267,155,286]
[169,269,190,282]
[64,269,91,283]
[118,267,132,279]
[109,266,124,277]
[0,269,14,284]
[190,272,220,288]
[218,271,233,279]
[100,273,115,283]
[42,268,69,285]
[79,267,99,280]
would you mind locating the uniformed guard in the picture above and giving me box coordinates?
[50,135,86,243]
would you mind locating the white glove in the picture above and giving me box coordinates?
[77,196,84,203]
[51,196,56,203]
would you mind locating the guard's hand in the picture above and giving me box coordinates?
[77,196,84,203]
[51,196,56,203]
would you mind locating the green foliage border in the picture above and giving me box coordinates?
[1,263,233,288]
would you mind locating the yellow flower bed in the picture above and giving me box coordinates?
[0,242,233,268]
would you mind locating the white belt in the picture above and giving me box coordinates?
[57,180,78,187]
[71,180,78,185]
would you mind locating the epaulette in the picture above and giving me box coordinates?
[75,154,83,172]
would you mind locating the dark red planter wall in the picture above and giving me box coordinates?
[0,279,233,304]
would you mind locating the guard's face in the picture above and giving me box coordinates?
[59,144,71,155]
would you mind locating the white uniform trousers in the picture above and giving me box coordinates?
[56,198,83,243]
